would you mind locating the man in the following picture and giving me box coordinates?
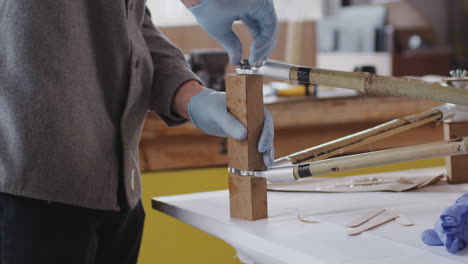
[0,0,277,263]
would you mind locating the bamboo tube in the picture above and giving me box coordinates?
[260,137,468,183]
[293,67,468,106]
[274,108,443,166]
[247,60,468,107]
[299,137,468,178]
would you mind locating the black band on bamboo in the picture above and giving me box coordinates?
[297,67,311,84]
[298,164,312,178]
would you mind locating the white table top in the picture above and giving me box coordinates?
[152,168,468,264]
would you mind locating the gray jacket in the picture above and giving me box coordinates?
[0,0,198,210]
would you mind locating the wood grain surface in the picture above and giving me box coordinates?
[444,122,468,183]
[226,74,267,221]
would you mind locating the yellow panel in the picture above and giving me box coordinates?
[323,158,445,177]
[139,167,243,264]
[138,158,444,263]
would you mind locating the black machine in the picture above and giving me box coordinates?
[188,49,229,91]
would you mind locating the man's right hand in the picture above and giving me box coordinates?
[183,0,278,65]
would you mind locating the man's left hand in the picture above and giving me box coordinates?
[187,87,275,167]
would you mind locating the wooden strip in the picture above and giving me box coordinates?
[281,109,442,164]
[395,215,414,227]
[226,75,266,171]
[384,209,414,226]
[346,208,385,228]
[298,215,320,224]
[229,173,267,221]
[444,122,468,184]
[348,211,398,236]
[226,74,268,221]
[285,21,303,65]
[416,173,444,188]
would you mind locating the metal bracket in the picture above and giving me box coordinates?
[235,59,293,80]
[228,167,297,183]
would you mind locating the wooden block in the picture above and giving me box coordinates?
[226,75,266,172]
[229,174,267,220]
[444,122,468,184]
[226,74,267,221]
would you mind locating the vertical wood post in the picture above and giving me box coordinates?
[444,122,468,183]
[226,74,268,221]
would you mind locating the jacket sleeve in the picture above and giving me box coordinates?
[142,7,200,126]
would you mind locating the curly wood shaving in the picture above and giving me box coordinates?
[298,215,319,223]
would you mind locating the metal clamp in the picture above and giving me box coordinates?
[228,166,297,183]
[235,59,294,81]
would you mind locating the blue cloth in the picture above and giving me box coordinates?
[188,0,278,65]
[188,89,275,167]
[422,193,468,253]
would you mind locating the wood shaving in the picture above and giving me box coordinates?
[298,215,319,223]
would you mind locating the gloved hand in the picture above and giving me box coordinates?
[186,0,278,65]
[188,88,274,167]
[421,193,468,253]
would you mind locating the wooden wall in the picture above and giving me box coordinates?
[159,21,317,70]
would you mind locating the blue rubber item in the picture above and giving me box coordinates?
[188,0,278,65]
[188,89,275,167]
[421,193,468,253]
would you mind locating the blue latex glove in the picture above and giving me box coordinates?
[421,193,468,253]
[187,0,278,65]
[188,89,275,167]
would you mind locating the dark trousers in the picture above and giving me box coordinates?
[0,193,145,264]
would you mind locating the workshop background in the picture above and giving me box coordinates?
[138,0,468,263]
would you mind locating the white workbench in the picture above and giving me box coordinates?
[152,168,468,264]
